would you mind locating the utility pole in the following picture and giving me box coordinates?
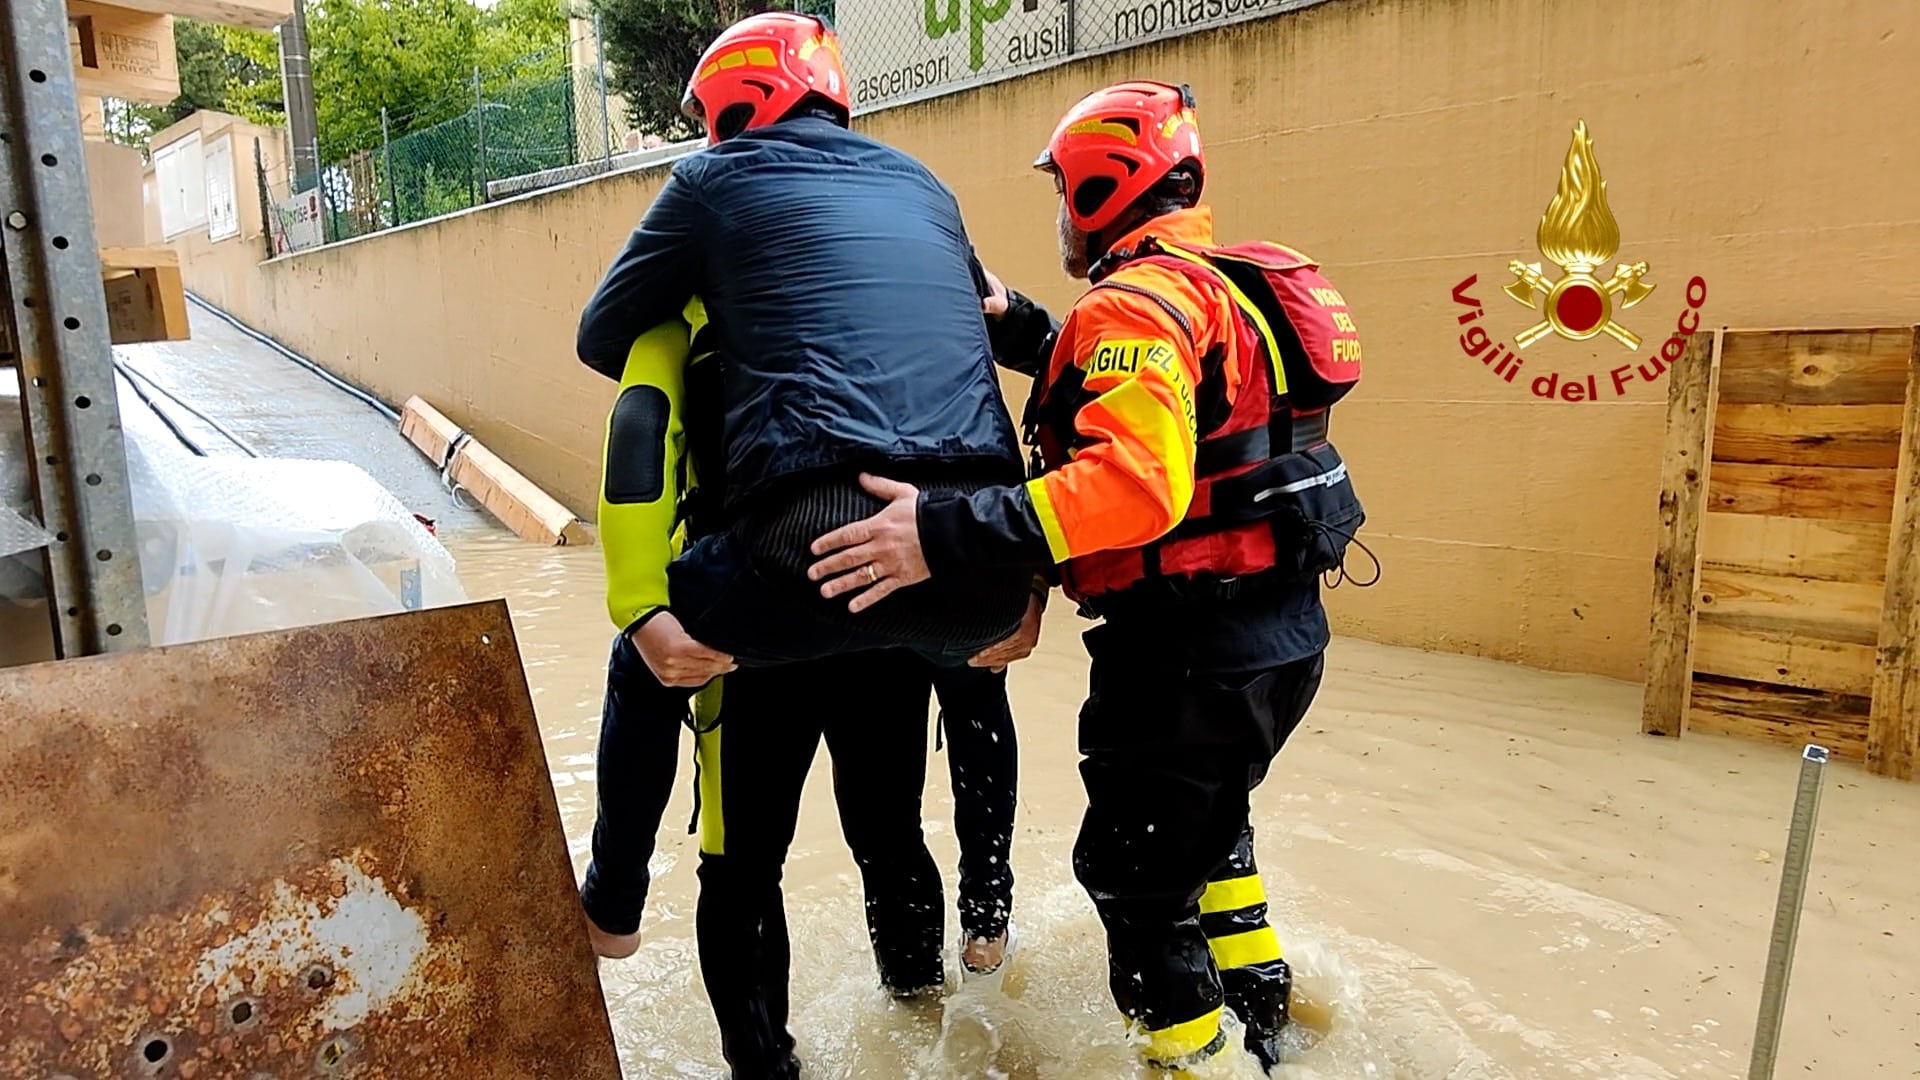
[278,0,321,192]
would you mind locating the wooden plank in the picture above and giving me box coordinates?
[399,397,592,547]
[1717,327,1914,405]
[1695,567,1884,646]
[1643,329,1722,737]
[1700,513,1891,583]
[99,245,179,271]
[1707,462,1895,523]
[450,441,594,547]
[1869,328,1920,779]
[87,0,293,31]
[77,95,106,139]
[68,2,178,107]
[1691,621,1877,697]
[400,394,463,466]
[1711,404,1904,468]
[1688,674,1869,762]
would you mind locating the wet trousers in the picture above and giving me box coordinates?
[930,662,1018,942]
[1071,622,1325,1069]
[578,636,1019,1077]
[692,650,947,1079]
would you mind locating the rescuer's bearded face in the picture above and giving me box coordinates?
[1058,200,1091,280]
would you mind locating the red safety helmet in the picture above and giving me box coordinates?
[681,12,849,147]
[1035,81,1205,234]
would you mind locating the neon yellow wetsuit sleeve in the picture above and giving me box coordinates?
[599,297,710,631]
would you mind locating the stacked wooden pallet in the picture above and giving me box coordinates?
[1644,326,1920,779]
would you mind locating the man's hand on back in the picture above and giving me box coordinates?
[808,473,930,612]
[980,266,1010,317]
[631,611,737,687]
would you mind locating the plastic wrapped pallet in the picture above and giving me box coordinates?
[2,371,466,658]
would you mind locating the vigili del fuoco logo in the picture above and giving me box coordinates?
[1449,120,1708,402]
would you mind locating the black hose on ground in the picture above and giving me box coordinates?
[115,368,208,457]
[115,360,261,458]
[182,291,402,424]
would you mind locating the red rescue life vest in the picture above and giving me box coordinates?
[1031,237,1367,606]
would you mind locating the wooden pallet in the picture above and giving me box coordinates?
[68,1,179,106]
[1643,326,1920,778]
[86,0,293,30]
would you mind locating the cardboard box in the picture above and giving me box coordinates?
[68,2,179,106]
[86,139,148,248]
[100,249,190,345]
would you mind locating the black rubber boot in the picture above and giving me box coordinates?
[1225,956,1292,1074]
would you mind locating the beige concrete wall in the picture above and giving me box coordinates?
[176,0,1920,682]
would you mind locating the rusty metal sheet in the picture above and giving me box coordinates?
[0,600,622,1079]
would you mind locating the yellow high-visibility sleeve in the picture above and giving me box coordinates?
[600,299,708,630]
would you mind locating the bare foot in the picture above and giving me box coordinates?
[588,922,640,960]
[960,932,1007,975]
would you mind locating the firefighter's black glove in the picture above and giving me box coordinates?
[987,289,1058,378]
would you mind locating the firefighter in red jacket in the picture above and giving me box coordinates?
[807,81,1370,1073]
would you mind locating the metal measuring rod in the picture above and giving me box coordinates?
[1747,743,1830,1080]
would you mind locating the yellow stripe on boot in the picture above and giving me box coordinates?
[1199,873,1266,916]
[1140,1005,1225,1068]
[1208,925,1283,971]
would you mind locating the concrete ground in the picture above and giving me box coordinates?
[111,297,494,533]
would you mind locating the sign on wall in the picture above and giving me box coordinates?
[834,0,1320,111]
[271,188,324,255]
[204,133,239,242]
[1445,121,1709,403]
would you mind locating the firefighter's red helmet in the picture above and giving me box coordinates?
[1035,81,1205,234]
[681,13,849,147]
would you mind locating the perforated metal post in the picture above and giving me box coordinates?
[0,0,151,655]
[1747,744,1829,1080]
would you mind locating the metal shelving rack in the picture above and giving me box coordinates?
[2,0,151,657]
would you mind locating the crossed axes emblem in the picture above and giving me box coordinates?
[1503,260,1655,349]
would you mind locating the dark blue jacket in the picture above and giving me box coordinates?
[577,116,1024,506]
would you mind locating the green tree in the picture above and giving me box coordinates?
[113,19,283,144]
[303,0,566,160]
[592,0,832,143]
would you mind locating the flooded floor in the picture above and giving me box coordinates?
[447,530,1918,1080]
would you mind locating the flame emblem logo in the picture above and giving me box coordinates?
[1503,121,1655,349]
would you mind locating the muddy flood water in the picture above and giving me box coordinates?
[445,530,1920,1080]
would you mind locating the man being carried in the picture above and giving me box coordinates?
[574,13,1041,1078]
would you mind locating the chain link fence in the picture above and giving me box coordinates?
[836,0,1322,114]
[269,28,644,253]
[266,1,1320,255]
